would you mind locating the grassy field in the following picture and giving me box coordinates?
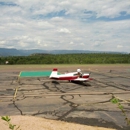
[0,64,130,72]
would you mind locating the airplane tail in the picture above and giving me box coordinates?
[49,68,58,78]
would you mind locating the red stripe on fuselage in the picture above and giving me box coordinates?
[58,76,78,80]
[51,75,89,80]
[51,76,78,80]
[82,75,89,78]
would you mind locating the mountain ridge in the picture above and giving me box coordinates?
[0,48,126,56]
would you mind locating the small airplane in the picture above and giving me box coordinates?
[49,68,92,82]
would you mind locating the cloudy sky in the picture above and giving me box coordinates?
[0,0,130,52]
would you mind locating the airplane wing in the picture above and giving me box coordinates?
[72,78,90,81]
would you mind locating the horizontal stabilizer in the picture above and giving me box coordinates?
[53,68,57,71]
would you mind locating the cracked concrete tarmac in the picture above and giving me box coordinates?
[0,65,130,130]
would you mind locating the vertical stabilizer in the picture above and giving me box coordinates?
[49,68,58,78]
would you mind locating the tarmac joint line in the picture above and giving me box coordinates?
[12,87,23,115]
[13,88,18,101]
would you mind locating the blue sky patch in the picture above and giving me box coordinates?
[0,2,17,7]
[81,11,130,22]
[32,10,69,20]
[45,10,67,18]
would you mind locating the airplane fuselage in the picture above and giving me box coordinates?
[50,72,89,80]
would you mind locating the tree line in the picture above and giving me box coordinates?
[0,53,130,64]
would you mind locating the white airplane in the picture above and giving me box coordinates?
[49,68,92,82]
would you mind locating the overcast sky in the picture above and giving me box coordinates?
[0,0,130,52]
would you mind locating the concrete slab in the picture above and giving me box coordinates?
[0,65,130,130]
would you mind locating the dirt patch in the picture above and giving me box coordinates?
[0,115,116,130]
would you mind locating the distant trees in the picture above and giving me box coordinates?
[0,53,130,65]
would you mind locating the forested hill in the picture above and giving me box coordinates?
[0,48,126,56]
[0,53,130,64]
[1,48,129,64]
